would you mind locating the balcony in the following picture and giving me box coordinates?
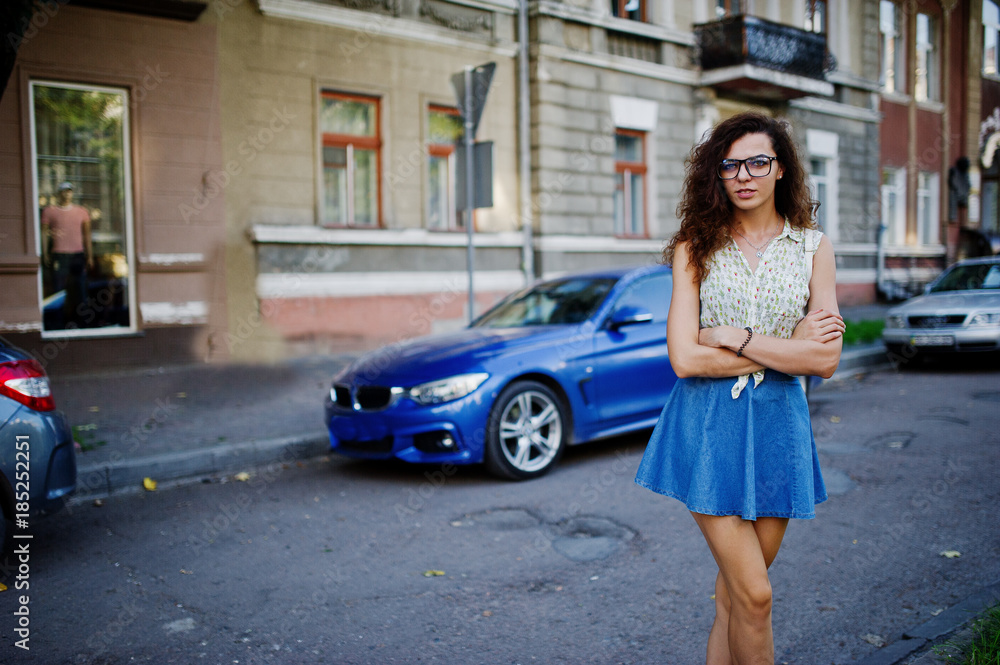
[694,15,834,100]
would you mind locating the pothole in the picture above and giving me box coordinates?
[972,391,1000,402]
[550,516,636,562]
[454,508,541,530]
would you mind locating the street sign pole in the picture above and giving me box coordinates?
[463,66,476,324]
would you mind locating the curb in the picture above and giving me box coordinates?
[73,432,330,500]
[832,342,892,380]
[854,580,1000,665]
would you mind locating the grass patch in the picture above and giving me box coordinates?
[935,603,1000,665]
[842,319,884,346]
[72,423,107,452]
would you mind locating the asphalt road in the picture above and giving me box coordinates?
[1,365,998,664]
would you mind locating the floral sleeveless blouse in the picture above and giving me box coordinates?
[699,221,824,399]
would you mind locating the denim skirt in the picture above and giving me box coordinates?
[634,371,827,521]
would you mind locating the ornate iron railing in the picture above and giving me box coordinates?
[694,15,835,80]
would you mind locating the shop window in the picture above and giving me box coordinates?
[804,0,827,34]
[879,1,905,94]
[916,171,940,245]
[614,130,647,238]
[320,92,381,227]
[915,13,939,102]
[985,1,1000,76]
[611,0,645,22]
[427,105,464,231]
[31,81,135,335]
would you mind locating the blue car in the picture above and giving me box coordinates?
[0,339,77,554]
[325,265,677,480]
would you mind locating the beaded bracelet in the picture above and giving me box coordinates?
[736,326,753,357]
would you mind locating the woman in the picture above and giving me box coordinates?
[635,112,844,664]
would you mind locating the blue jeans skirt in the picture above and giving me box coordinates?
[634,371,827,521]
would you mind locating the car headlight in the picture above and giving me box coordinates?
[968,312,1000,326]
[408,373,489,405]
[885,314,906,329]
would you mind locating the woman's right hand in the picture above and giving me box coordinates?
[792,308,845,344]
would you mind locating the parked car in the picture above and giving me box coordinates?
[325,265,677,480]
[0,339,77,555]
[883,256,1000,358]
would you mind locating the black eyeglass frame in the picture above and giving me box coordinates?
[718,155,778,180]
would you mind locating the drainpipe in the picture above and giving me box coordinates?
[517,0,534,283]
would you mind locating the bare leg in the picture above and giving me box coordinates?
[694,514,789,665]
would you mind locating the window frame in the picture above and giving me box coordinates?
[319,90,382,229]
[611,0,646,22]
[881,166,907,246]
[614,128,648,239]
[29,79,139,339]
[426,104,464,232]
[914,12,939,103]
[916,171,941,246]
[715,0,742,19]
[984,0,1000,77]
[804,0,827,35]
[879,0,905,95]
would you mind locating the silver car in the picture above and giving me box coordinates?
[883,256,1000,358]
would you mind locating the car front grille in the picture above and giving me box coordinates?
[331,384,396,411]
[908,315,967,328]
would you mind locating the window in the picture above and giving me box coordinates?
[879,1,904,94]
[804,0,827,34]
[611,0,645,21]
[614,130,647,238]
[612,274,671,323]
[915,13,938,102]
[916,171,940,245]
[806,129,839,241]
[426,105,464,231]
[320,92,380,227]
[715,0,742,18]
[31,81,136,335]
[984,1,1000,76]
[881,167,906,245]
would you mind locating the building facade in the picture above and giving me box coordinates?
[0,1,227,372]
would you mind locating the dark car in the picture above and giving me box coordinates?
[0,339,77,554]
[325,265,677,480]
[883,256,1000,358]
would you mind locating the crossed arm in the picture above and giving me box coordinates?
[666,237,845,380]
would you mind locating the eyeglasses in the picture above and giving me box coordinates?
[718,155,777,180]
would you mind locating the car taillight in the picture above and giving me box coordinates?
[0,359,55,412]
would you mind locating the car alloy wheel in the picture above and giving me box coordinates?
[485,380,567,480]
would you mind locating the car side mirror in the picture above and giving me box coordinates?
[608,305,654,330]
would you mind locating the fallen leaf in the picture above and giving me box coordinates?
[92,499,104,507]
[234,472,251,482]
[940,550,961,559]
[422,570,445,577]
[709,594,716,600]
[861,634,886,647]
[143,477,157,491]
[176,392,187,398]
[830,416,841,423]
[88,406,100,412]
[180,569,193,575]
[0,582,6,592]
[482,610,492,617]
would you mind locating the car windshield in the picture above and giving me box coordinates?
[928,263,1000,293]
[473,277,618,328]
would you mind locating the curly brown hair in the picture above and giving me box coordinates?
[663,112,818,283]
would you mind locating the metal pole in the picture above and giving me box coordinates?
[464,66,476,324]
[517,0,533,285]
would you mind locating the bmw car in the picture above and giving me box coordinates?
[883,256,1000,358]
[0,338,77,555]
[325,265,677,480]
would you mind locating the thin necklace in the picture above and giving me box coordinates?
[733,223,780,258]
